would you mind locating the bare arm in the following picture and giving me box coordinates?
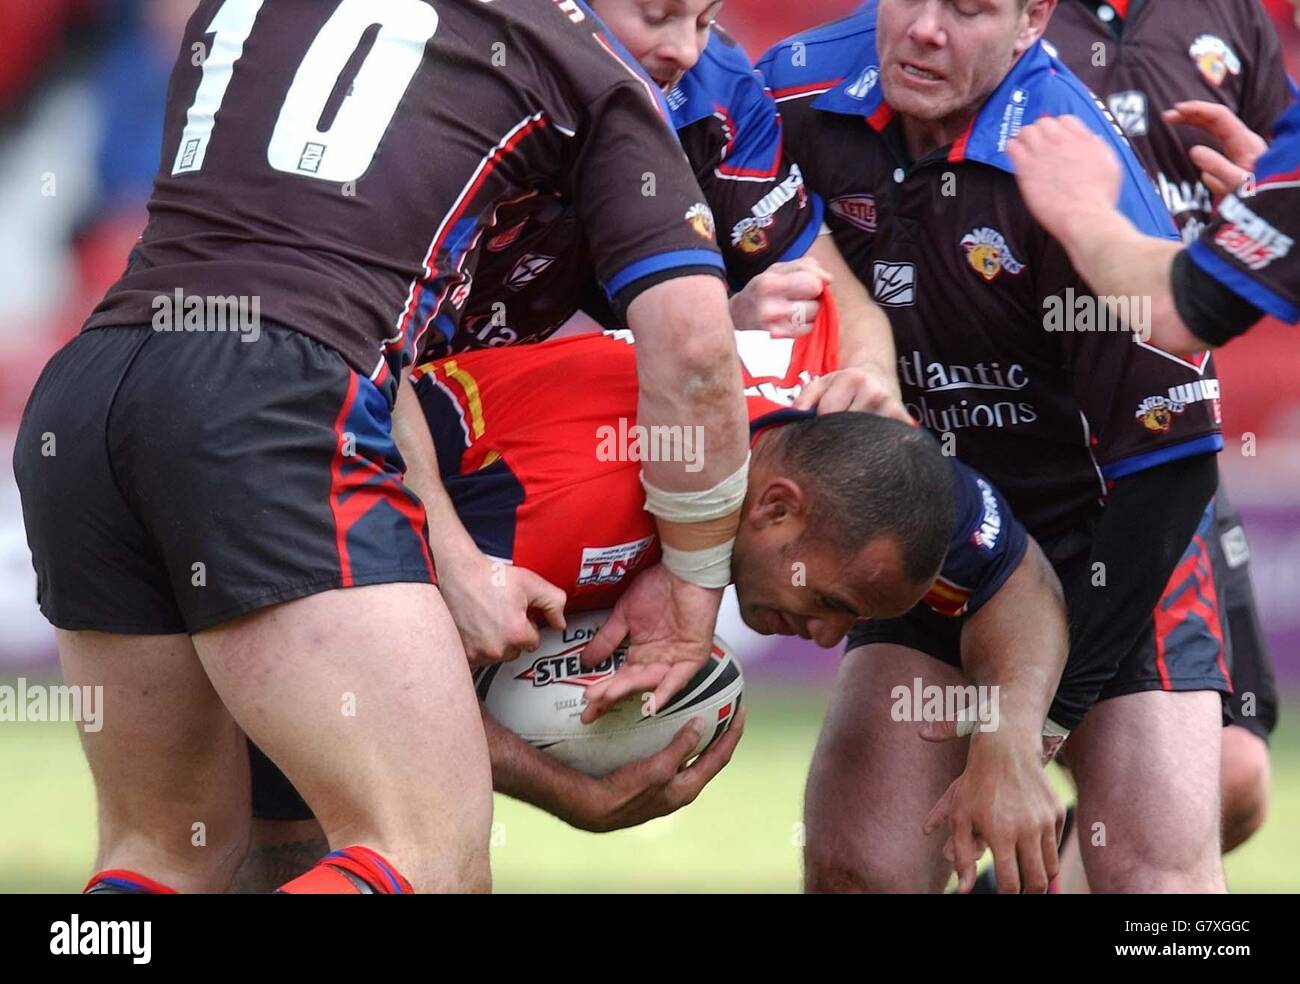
[923,540,1068,894]
[484,706,745,832]
[580,275,751,718]
[1007,115,1202,355]
[391,374,565,665]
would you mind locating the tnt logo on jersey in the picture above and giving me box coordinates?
[577,536,655,587]
[960,228,1025,282]
[872,261,916,306]
[1107,91,1148,137]
[830,195,877,233]
[1189,35,1241,88]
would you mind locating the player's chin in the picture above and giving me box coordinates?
[881,78,954,121]
[738,603,776,637]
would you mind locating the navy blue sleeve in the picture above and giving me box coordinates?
[923,459,1028,618]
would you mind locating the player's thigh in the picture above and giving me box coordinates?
[804,642,968,894]
[1069,689,1224,892]
[192,582,491,859]
[57,629,250,891]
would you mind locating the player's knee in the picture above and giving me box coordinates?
[1221,729,1270,851]
[804,837,939,894]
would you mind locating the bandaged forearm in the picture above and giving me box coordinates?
[642,453,750,588]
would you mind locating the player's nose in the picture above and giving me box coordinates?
[906,1,945,47]
[808,615,854,649]
[656,24,705,75]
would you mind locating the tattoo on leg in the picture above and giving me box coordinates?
[229,837,328,894]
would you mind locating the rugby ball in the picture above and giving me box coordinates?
[474,609,744,777]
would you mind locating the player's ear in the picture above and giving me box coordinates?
[750,476,810,529]
[1015,0,1057,55]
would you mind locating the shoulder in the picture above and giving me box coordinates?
[756,11,875,94]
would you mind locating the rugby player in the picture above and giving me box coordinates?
[1010,104,1299,353]
[235,295,1071,893]
[1014,0,1294,888]
[762,0,1230,892]
[12,0,756,894]
[439,0,908,402]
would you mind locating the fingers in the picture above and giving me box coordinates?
[917,718,963,743]
[1188,144,1250,200]
[991,838,1022,896]
[521,568,567,632]
[922,780,957,836]
[579,603,628,669]
[792,372,830,410]
[765,297,823,338]
[951,820,983,895]
[648,660,703,719]
[668,706,746,803]
[579,661,667,723]
[1016,834,1051,895]
[792,368,907,417]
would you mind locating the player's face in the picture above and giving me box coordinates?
[591,0,725,89]
[876,0,1052,124]
[731,498,931,649]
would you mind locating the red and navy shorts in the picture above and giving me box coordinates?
[848,502,1232,704]
[13,322,433,635]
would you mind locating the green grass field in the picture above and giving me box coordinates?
[3,681,1298,892]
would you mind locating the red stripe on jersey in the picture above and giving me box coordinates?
[866,102,895,132]
[1153,534,1226,690]
[593,32,666,121]
[948,118,977,162]
[1258,166,1300,188]
[329,374,434,587]
[714,106,785,180]
[770,79,844,101]
[398,113,551,361]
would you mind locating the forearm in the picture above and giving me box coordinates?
[1057,208,1195,350]
[1051,453,1219,728]
[808,234,900,396]
[628,275,749,491]
[960,540,1068,751]
[391,374,479,567]
[482,708,585,821]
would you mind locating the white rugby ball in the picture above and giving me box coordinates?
[474,609,744,777]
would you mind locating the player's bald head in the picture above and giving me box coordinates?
[756,411,956,584]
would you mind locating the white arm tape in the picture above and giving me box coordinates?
[659,539,736,589]
[1043,717,1071,739]
[640,452,750,524]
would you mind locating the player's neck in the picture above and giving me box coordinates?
[899,107,978,161]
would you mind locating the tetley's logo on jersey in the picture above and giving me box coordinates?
[1190,35,1241,88]
[830,194,878,233]
[516,632,626,688]
[960,228,1025,281]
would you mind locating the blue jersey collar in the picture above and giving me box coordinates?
[813,37,1059,175]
